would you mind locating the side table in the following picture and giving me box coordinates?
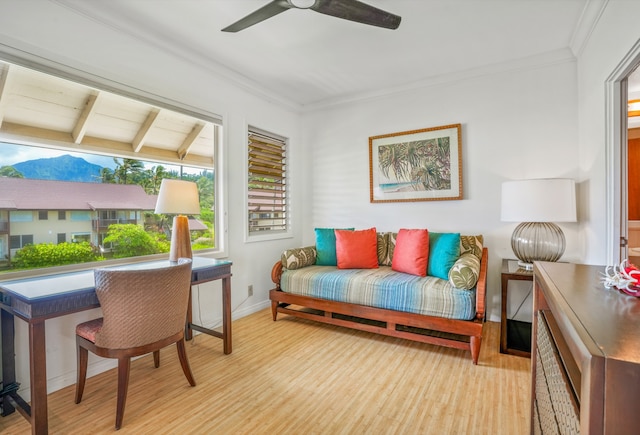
[500,259,533,357]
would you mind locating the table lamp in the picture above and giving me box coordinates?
[501,178,576,270]
[154,179,201,263]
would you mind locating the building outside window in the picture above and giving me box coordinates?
[0,59,223,272]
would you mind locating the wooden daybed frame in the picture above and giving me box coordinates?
[269,248,488,364]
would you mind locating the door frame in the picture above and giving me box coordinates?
[605,39,640,264]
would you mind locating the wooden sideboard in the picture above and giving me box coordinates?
[532,262,640,434]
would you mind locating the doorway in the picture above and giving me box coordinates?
[605,39,640,265]
[627,68,640,265]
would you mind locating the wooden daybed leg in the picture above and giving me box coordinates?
[470,335,481,365]
[271,300,279,321]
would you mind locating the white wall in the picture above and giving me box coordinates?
[0,2,306,399]
[302,59,580,322]
[576,0,640,265]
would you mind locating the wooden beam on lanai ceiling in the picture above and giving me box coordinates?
[72,91,101,144]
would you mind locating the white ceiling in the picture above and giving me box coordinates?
[49,0,596,110]
[5,1,640,153]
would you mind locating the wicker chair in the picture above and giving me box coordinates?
[74,259,196,430]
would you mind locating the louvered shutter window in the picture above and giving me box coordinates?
[248,129,287,234]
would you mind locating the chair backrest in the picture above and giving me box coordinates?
[93,258,192,349]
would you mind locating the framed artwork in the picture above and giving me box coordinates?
[369,124,462,203]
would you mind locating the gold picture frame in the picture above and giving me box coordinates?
[369,124,462,203]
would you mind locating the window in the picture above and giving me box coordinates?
[247,128,287,236]
[1,146,216,268]
[100,210,117,220]
[71,233,90,243]
[10,211,32,222]
[10,234,33,249]
[70,211,91,221]
[0,58,223,272]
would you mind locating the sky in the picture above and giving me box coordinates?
[0,142,205,175]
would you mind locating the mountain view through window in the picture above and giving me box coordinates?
[0,142,214,272]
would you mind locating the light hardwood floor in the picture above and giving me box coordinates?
[0,309,531,434]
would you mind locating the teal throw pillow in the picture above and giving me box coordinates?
[315,228,353,266]
[428,232,461,280]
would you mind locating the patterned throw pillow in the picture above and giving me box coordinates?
[460,235,484,261]
[448,252,481,290]
[281,246,317,270]
[378,232,397,266]
[376,232,388,266]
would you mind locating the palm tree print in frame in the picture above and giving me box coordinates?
[369,124,462,203]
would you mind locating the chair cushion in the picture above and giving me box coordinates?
[76,318,104,343]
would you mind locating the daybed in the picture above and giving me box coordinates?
[269,228,488,364]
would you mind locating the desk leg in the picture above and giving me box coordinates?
[185,286,193,341]
[1,309,16,416]
[29,320,48,435]
[222,276,232,355]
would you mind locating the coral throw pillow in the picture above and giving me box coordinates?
[392,229,429,276]
[335,227,379,269]
[315,228,354,266]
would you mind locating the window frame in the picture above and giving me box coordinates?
[245,124,291,242]
[0,50,228,279]
[10,234,33,249]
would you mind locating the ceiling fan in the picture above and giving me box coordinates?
[221,0,401,32]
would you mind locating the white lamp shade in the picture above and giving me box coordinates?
[154,179,201,215]
[501,178,576,223]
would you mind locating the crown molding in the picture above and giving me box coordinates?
[569,0,609,58]
[302,48,577,112]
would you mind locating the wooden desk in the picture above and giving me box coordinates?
[0,256,232,434]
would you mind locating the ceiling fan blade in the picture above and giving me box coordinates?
[222,0,293,32]
[311,0,401,30]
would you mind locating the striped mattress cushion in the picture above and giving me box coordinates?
[280,265,476,320]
